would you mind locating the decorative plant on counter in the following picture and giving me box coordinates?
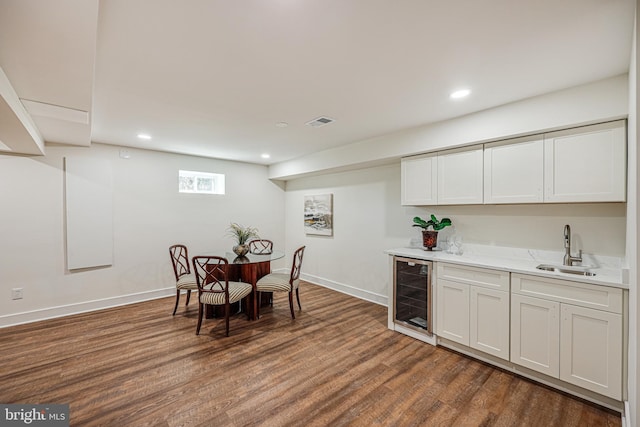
[412,215,452,251]
[227,223,260,257]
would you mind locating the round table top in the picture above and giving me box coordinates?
[202,250,285,264]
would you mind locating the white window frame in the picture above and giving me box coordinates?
[178,170,225,195]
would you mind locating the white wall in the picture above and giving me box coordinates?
[0,143,285,326]
[285,163,627,305]
[285,165,404,304]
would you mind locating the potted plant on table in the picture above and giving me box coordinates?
[412,215,452,251]
[227,223,259,257]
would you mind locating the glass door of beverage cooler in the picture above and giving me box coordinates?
[393,256,432,335]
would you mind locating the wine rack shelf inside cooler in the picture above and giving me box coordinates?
[394,257,432,334]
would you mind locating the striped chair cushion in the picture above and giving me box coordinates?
[176,273,198,290]
[199,281,253,305]
[256,273,299,293]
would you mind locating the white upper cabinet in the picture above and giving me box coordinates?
[400,120,626,206]
[401,153,437,205]
[484,136,544,204]
[544,120,626,202]
[437,146,483,205]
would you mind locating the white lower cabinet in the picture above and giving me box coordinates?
[511,293,560,377]
[560,304,622,399]
[510,273,623,400]
[470,286,510,360]
[436,279,469,345]
[436,263,510,360]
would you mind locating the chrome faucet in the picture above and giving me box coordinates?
[563,224,582,266]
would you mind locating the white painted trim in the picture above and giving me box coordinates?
[0,287,175,328]
[0,271,388,329]
[0,66,45,154]
[623,401,630,427]
[391,322,437,346]
[300,272,388,306]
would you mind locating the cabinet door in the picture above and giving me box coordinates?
[437,147,483,205]
[544,120,626,202]
[484,137,543,204]
[401,154,437,205]
[436,279,469,345]
[511,294,559,377]
[470,287,509,360]
[560,304,622,399]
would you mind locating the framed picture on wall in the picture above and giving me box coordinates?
[304,194,333,236]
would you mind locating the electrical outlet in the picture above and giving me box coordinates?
[11,288,23,300]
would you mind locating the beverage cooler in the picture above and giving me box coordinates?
[393,256,433,336]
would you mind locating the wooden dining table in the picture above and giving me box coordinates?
[203,250,285,320]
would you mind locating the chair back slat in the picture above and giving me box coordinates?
[169,244,191,280]
[290,246,305,282]
[249,239,273,254]
[192,256,230,297]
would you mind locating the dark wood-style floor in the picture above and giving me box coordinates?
[0,282,621,426]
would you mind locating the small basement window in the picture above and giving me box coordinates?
[178,170,225,195]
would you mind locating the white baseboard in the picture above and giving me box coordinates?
[1,273,388,328]
[299,272,388,306]
[0,287,175,328]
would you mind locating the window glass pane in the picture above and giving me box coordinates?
[179,175,195,192]
[178,170,224,195]
[197,177,213,192]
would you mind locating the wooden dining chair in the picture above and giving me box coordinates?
[249,239,273,254]
[169,244,198,315]
[256,246,305,319]
[192,256,253,336]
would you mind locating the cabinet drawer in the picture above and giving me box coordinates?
[437,263,509,291]
[512,273,622,313]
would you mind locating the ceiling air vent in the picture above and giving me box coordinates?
[306,116,335,128]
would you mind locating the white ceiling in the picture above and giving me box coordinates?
[0,0,635,164]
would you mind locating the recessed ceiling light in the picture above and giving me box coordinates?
[137,133,152,140]
[275,122,288,128]
[261,153,271,159]
[450,89,471,99]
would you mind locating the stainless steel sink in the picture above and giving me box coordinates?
[536,264,596,277]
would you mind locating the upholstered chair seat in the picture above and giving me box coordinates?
[192,256,253,336]
[176,273,197,290]
[256,246,305,319]
[255,273,300,293]
[199,281,252,306]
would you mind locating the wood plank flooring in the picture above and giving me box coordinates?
[0,282,621,426]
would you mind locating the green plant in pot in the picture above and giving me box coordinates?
[412,215,452,251]
[227,223,259,257]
